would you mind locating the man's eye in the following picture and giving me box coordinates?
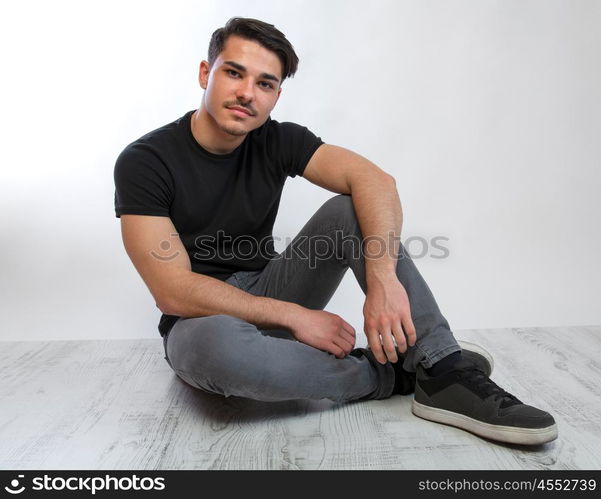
[226,69,240,77]
[259,81,274,89]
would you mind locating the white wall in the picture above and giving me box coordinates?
[1,0,599,341]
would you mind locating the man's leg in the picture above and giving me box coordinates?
[163,313,392,402]
[164,194,479,402]
[162,194,410,403]
[243,194,557,444]
[248,194,459,373]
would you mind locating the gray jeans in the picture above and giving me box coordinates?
[163,194,459,403]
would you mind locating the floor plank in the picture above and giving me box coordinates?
[0,326,600,469]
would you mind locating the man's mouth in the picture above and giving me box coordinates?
[227,105,254,117]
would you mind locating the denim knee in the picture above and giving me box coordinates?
[322,194,355,221]
[165,314,244,374]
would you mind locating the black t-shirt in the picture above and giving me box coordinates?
[114,110,324,336]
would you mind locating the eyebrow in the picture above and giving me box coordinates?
[223,60,281,84]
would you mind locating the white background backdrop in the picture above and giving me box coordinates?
[1,0,599,342]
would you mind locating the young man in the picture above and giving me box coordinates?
[114,17,557,445]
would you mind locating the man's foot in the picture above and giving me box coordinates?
[456,340,494,376]
[392,340,494,395]
[412,358,558,445]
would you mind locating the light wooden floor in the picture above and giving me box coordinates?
[1,326,600,470]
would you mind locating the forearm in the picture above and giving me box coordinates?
[349,169,403,287]
[160,268,301,330]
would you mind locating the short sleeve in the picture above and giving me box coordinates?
[113,144,174,218]
[270,121,324,178]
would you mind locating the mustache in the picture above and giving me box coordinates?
[224,101,257,116]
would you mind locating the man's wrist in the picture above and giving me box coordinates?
[365,261,397,288]
[250,296,303,330]
[277,301,303,330]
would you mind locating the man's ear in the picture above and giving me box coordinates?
[275,86,282,104]
[198,60,210,90]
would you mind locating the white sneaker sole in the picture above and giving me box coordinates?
[457,340,494,374]
[412,400,558,445]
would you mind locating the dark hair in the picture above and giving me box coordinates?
[208,17,299,81]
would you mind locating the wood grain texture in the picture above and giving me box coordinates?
[0,326,600,470]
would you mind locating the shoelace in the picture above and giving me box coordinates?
[457,366,521,408]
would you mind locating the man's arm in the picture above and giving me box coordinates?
[303,144,417,363]
[120,214,355,357]
[120,215,298,328]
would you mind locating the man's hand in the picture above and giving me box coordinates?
[287,307,356,358]
[363,274,417,364]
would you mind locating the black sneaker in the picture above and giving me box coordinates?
[413,359,558,445]
[393,340,494,395]
[365,340,492,396]
[456,340,494,376]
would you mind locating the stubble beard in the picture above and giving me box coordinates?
[217,122,249,137]
[202,97,252,137]
[219,99,259,137]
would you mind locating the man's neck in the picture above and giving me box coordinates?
[190,107,246,155]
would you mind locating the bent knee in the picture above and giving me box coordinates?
[323,193,353,214]
[321,194,360,231]
[165,314,252,371]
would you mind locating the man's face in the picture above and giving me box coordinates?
[199,35,283,137]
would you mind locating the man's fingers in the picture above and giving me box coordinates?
[329,343,346,359]
[381,327,398,363]
[391,321,406,353]
[403,315,417,347]
[392,321,407,353]
[333,336,353,356]
[339,328,356,349]
[341,320,356,337]
[366,329,387,364]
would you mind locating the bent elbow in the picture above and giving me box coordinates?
[156,296,179,316]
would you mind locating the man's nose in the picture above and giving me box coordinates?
[235,78,255,103]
